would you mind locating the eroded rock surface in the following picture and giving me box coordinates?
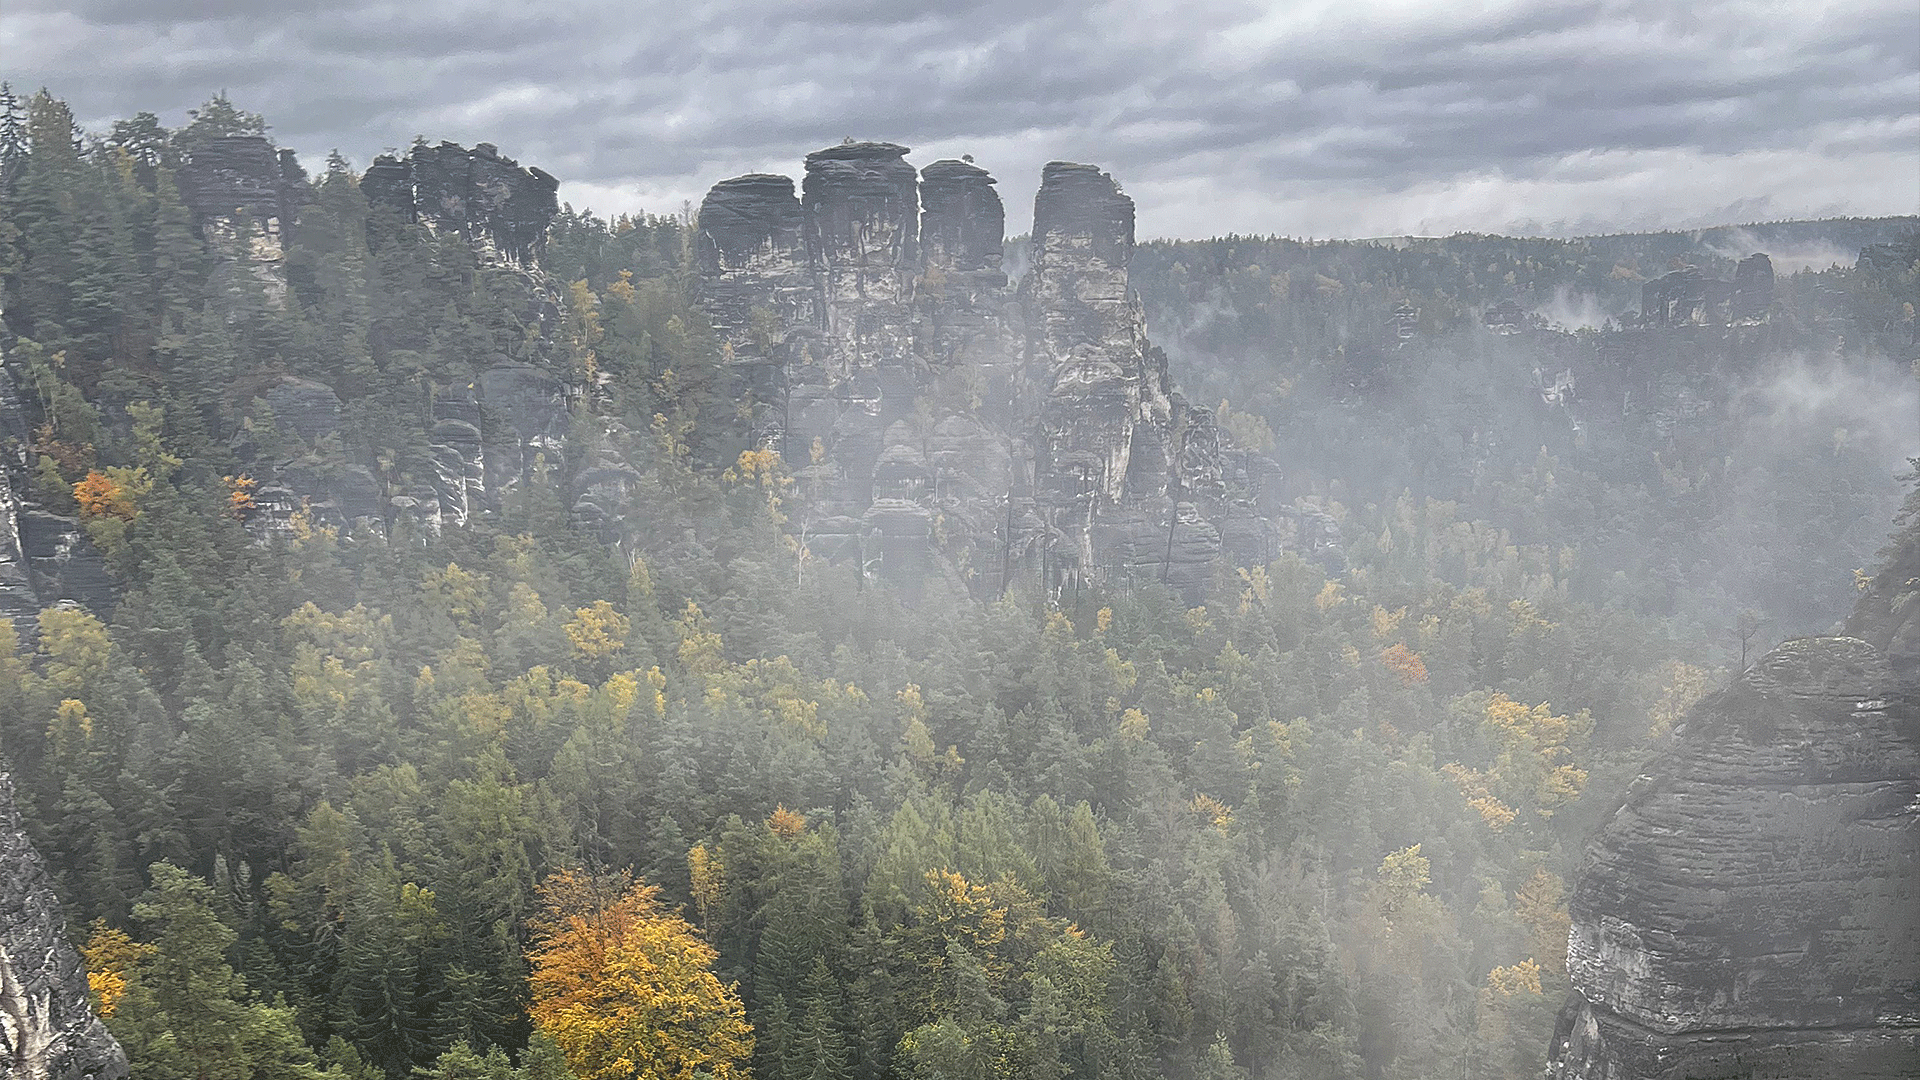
[695,147,1275,598]
[363,141,559,267]
[1637,255,1774,329]
[0,361,114,626]
[1548,522,1920,1078]
[176,135,311,303]
[0,773,128,1080]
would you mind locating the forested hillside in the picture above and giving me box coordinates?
[0,87,1913,1080]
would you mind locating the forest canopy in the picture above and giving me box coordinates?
[0,86,1914,1080]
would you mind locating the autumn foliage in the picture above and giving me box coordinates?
[526,869,752,1080]
[1380,642,1430,684]
[73,469,137,520]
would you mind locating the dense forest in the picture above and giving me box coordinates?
[0,86,1914,1080]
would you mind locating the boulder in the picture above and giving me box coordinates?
[1548,520,1920,1078]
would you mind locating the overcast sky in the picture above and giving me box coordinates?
[3,0,1916,238]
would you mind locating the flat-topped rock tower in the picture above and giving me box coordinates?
[695,146,1281,598]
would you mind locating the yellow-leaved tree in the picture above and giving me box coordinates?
[527,868,752,1080]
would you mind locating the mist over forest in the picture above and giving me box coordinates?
[0,84,1914,1080]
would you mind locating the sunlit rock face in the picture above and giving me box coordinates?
[1548,527,1920,1079]
[0,773,129,1080]
[693,148,1269,598]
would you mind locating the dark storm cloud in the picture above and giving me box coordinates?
[3,0,1915,236]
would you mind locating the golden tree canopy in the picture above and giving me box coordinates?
[527,869,752,1080]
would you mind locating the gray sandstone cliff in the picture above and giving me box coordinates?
[0,774,128,1080]
[176,134,311,304]
[1547,518,1920,1078]
[695,146,1277,598]
[221,139,569,542]
[363,140,559,267]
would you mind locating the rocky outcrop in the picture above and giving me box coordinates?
[0,773,129,1080]
[176,135,311,303]
[176,134,309,242]
[15,514,113,619]
[695,147,1272,599]
[1637,255,1774,329]
[1729,253,1774,326]
[240,362,570,541]
[1548,518,1920,1078]
[0,359,113,626]
[216,137,568,546]
[695,174,811,448]
[262,377,343,444]
[363,141,559,267]
[0,473,35,627]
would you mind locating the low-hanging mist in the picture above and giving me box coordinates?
[0,83,1914,1080]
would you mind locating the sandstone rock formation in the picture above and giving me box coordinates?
[176,135,311,302]
[224,140,567,544]
[695,146,1276,598]
[1729,253,1775,326]
[176,134,310,247]
[1637,255,1774,329]
[0,773,129,1080]
[240,362,571,542]
[1547,517,1920,1078]
[363,141,560,267]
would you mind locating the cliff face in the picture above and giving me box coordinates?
[0,363,114,627]
[0,774,128,1080]
[225,140,569,543]
[1635,254,1774,330]
[363,141,559,267]
[1548,519,1920,1078]
[696,147,1274,598]
[176,135,311,304]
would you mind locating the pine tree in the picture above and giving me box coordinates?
[107,862,331,1080]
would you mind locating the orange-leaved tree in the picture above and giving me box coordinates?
[526,868,752,1080]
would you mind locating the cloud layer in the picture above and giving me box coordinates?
[4,0,1916,237]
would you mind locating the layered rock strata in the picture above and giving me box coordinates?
[696,147,1273,598]
[1548,522,1920,1078]
[231,140,567,543]
[176,134,309,246]
[0,773,129,1079]
[694,174,810,448]
[242,365,570,540]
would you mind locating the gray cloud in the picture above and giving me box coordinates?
[3,0,1915,237]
